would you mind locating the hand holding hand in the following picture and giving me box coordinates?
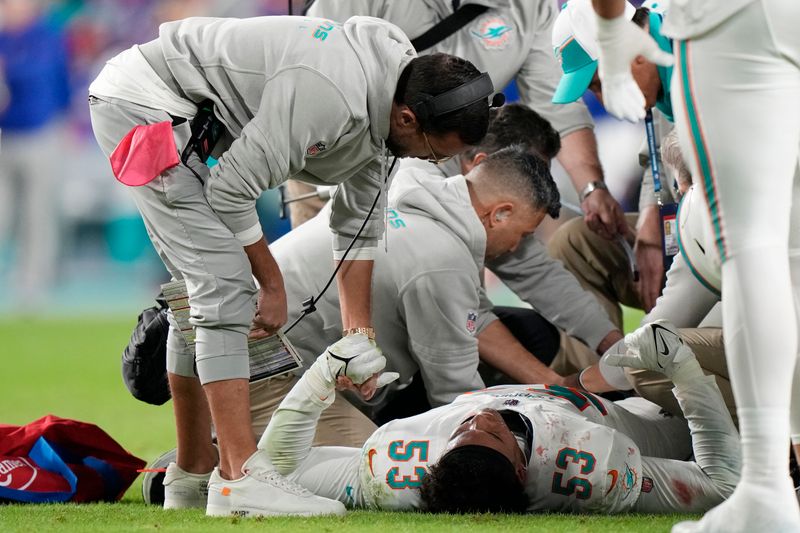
[326,334,399,387]
[604,320,700,382]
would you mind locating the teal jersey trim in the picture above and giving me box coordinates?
[648,10,674,122]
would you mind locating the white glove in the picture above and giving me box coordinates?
[597,340,634,391]
[595,13,673,122]
[325,334,399,387]
[604,319,701,383]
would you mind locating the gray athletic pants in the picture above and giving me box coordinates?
[89,95,255,384]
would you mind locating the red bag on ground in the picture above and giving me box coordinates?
[0,415,145,503]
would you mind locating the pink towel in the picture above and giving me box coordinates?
[109,121,180,186]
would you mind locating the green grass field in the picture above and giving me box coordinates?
[0,311,699,532]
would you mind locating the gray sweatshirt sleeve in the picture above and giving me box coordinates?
[329,157,386,257]
[474,286,499,334]
[204,68,356,245]
[487,237,617,351]
[514,0,594,136]
[400,270,485,407]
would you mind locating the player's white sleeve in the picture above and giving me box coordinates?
[257,355,367,506]
[633,375,740,513]
[258,356,337,475]
[285,447,364,508]
[605,396,692,460]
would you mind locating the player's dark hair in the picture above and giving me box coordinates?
[419,445,529,513]
[480,145,561,219]
[394,53,489,145]
[466,104,561,161]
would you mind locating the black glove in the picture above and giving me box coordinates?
[122,293,171,405]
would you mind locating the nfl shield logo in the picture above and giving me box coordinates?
[466,310,478,335]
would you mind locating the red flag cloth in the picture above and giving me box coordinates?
[109,120,179,186]
[0,415,146,502]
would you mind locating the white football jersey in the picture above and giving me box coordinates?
[358,385,642,513]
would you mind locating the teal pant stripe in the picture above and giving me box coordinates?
[679,40,727,262]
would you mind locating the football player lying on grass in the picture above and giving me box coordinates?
[148,321,739,516]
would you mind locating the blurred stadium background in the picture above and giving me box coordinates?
[0,0,646,318]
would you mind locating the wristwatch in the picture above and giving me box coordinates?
[579,180,609,203]
[343,327,375,340]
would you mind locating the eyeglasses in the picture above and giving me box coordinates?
[422,131,454,165]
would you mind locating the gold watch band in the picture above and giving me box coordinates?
[343,327,376,340]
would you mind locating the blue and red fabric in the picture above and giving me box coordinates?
[0,415,145,503]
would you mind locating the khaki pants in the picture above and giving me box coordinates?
[249,373,377,447]
[627,327,736,427]
[547,214,642,330]
[285,181,327,228]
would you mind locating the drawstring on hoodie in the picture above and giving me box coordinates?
[284,151,397,336]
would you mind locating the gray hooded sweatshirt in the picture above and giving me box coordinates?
[124,16,414,254]
[273,168,486,407]
[399,158,617,351]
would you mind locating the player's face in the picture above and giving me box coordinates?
[445,408,527,478]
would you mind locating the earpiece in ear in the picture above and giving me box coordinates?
[494,210,510,222]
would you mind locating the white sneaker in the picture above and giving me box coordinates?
[206,449,346,517]
[142,448,177,506]
[163,461,212,510]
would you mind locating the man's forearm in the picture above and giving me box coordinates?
[336,259,374,330]
[245,237,283,288]
[558,127,605,191]
[478,320,563,385]
[559,128,627,238]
